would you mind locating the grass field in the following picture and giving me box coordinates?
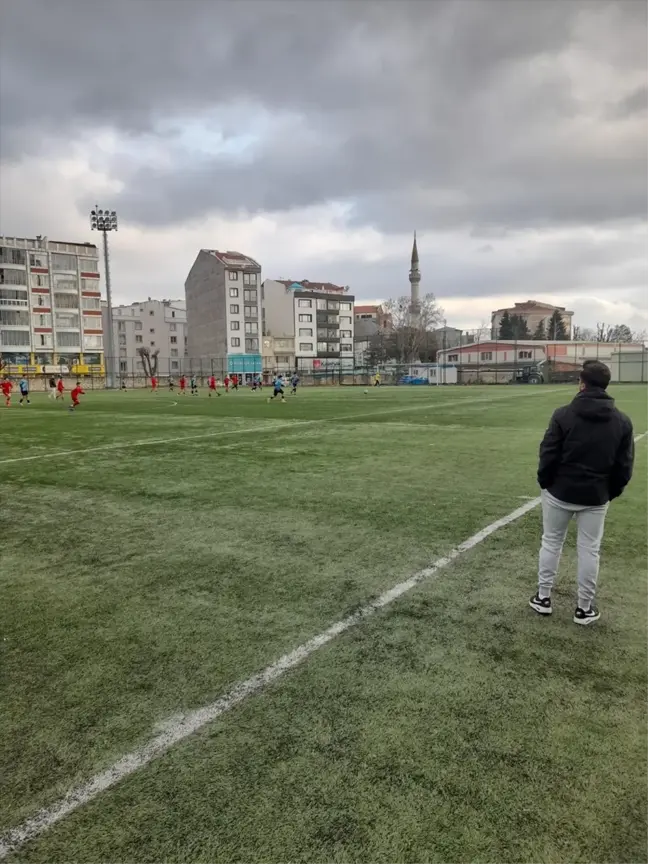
[1,383,646,863]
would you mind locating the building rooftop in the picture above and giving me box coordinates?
[205,249,261,268]
[275,279,347,294]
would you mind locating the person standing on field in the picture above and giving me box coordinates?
[529,361,634,625]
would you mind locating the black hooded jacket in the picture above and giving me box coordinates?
[538,388,634,506]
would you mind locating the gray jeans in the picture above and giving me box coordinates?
[538,490,609,609]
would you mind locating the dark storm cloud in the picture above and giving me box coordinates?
[1,0,646,232]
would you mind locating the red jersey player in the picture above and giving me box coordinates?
[69,382,85,410]
[224,375,230,393]
[208,375,220,397]
[179,375,187,395]
[151,375,158,392]
[56,377,65,400]
[1,378,12,407]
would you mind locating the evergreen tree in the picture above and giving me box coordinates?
[533,319,547,340]
[498,310,513,339]
[547,310,568,340]
[510,314,530,339]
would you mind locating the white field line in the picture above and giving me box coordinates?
[0,428,645,859]
[0,389,559,466]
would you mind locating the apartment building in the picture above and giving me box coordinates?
[102,298,187,377]
[0,234,103,370]
[262,279,354,369]
[185,249,262,373]
[491,300,574,339]
[354,302,391,329]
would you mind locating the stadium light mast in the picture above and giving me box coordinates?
[90,207,118,388]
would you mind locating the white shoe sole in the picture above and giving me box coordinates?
[573,614,600,626]
[529,599,552,615]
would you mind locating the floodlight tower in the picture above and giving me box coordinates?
[90,207,118,388]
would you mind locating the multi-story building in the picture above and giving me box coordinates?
[354,303,391,330]
[262,279,354,369]
[185,249,262,374]
[102,298,187,377]
[0,234,103,371]
[491,300,574,339]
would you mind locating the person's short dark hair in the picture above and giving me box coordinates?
[580,360,611,390]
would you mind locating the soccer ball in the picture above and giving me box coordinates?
[364,389,368,394]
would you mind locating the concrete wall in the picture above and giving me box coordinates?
[261,279,295,337]
[185,251,226,358]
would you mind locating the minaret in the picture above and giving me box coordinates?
[409,231,420,314]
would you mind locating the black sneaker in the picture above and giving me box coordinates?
[529,593,552,615]
[574,606,600,625]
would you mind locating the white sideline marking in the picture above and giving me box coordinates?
[1,428,645,858]
[0,389,558,466]
[0,498,541,859]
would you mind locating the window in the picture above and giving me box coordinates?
[50,253,77,271]
[29,253,46,268]
[135,335,143,343]
[80,279,98,291]
[229,287,239,298]
[37,314,51,327]
[341,344,353,352]
[149,309,154,316]
[228,270,239,281]
[317,329,328,340]
[120,361,128,373]
[245,338,259,352]
[169,322,176,331]
[231,337,241,347]
[119,346,127,356]
[317,341,328,352]
[171,311,175,318]
[244,305,256,318]
[448,354,459,363]
[0,329,30,345]
[0,309,29,326]
[37,295,44,307]
[0,269,27,286]
[149,327,155,333]
[170,348,178,358]
[53,293,79,309]
[119,334,127,345]
[519,350,532,359]
[118,321,125,331]
[245,322,258,334]
[135,321,142,330]
[0,247,26,265]
[0,287,28,305]
[299,328,313,337]
[298,298,312,308]
[340,316,352,325]
[327,315,338,324]
[243,272,256,285]
[230,321,240,331]
[299,342,313,351]
[316,299,327,310]
[54,312,79,328]
[340,302,352,311]
[56,331,81,347]
[40,334,47,347]
[170,336,177,344]
[328,301,340,311]
[78,257,98,271]
[299,313,312,323]
[171,361,179,371]
[230,304,240,314]
[481,352,493,361]
[84,335,103,349]
[81,296,101,310]
[340,330,352,338]
[244,289,257,303]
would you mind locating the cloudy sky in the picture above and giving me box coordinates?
[1,0,646,333]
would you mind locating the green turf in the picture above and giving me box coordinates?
[1,384,646,863]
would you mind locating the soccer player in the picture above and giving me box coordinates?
[18,377,30,405]
[268,374,286,403]
[56,376,65,400]
[179,375,187,395]
[290,373,299,395]
[2,378,12,407]
[69,382,85,411]
[190,375,198,395]
[208,375,220,397]
[48,375,57,399]
[374,372,381,387]
[168,377,175,391]
[224,375,230,393]
[231,374,239,392]
[151,375,158,392]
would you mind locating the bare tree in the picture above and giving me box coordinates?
[572,325,597,341]
[382,293,443,362]
[137,346,160,378]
